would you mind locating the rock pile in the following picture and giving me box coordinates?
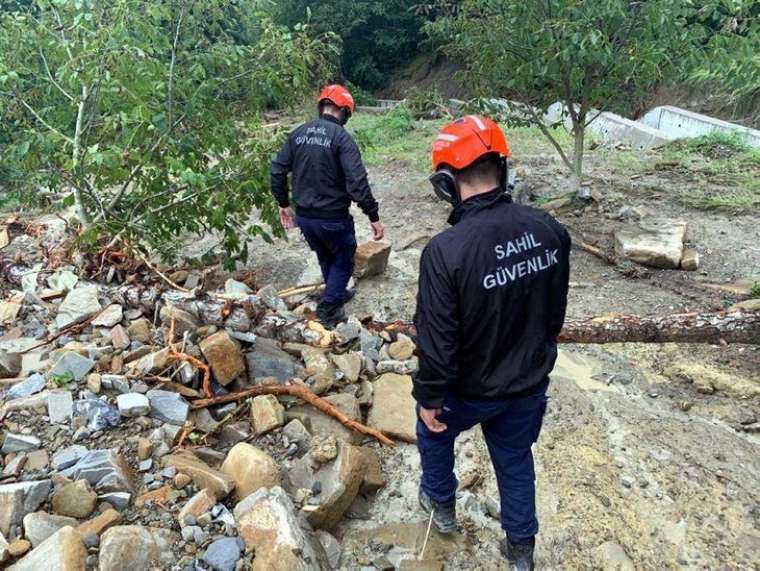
[0,260,420,569]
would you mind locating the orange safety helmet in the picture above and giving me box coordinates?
[430,115,511,205]
[318,84,356,116]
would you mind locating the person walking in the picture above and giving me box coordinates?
[271,84,384,327]
[413,115,571,570]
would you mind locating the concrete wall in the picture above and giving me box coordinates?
[640,106,760,148]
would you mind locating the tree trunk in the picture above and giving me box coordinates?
[559,311,760,345]
[71,84,90,225]
[571,109,586,180]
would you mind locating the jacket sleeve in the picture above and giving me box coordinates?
[338,133,380,222]
[412,243,459,409]
[270,134,294,208]
[549,224,571,338]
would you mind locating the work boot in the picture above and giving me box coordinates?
[316,301,346,329]
[500,534,535,571]
[418,489,457,534]
[343,287,356,303]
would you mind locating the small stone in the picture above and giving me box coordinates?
[202,536,244,571]
[110,325,131,350]
[302,349,335,395]
[47,351,95,382]
[1,434,41,454]
[282,419,312,453]
[98,525,178,570]
[56,285,101,329]
[220,443,280,500]
[146,390,189,425]
[117,393,151,417]
[92,305,123,328]
[138,459,153,472]
[52,480,98,518]
[621,476,635,489]
[76,509,122,537]
[178,489,216,527]
[159,305,200,336]
[51,445,88,471]
[86,373,102,394]
[7,374,46,400]
[8,538,31,557]
[680,248,700,271]
[250,395,285,435]
[330,352,362,383]
[310,436,338,464]
[0,351,22,379]
[244,338,297,384]
[161,451,234,500]
[199,331,245,386]
[126,319,152,344]
[47,390,74,424]
[174,474,192,488]
[388,333,415,361]
[137,438,153,461]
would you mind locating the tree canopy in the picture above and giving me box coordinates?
[0,0,336,264]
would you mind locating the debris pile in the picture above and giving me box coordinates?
[0,222,426,569]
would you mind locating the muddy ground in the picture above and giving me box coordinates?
[181,129,760,569]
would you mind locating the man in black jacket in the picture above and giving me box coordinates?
[271,84,384,326]
[414,116,570,570]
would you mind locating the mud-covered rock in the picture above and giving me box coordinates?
[220,443,280,500]
[7,527,86,571]
[51,480,97,518]
[200,330,245,386]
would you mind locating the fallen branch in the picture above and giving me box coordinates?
[166,320,212,398]
[20,305,110,355]
[191,382,395,447]
[136,250,191,293]
[278,282,324,298]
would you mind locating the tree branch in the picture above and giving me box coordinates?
[39,46,74,102]
[527,106,575,172]
[167,6,184,130]
[16,96,74,145]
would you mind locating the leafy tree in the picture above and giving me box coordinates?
[687,0,760,124]
[274,0,425,89]
[428,0,697,179]
[0,0,336,263]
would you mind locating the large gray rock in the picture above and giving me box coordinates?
[289,393,361,445]
[56,285,101,329]
[98,525,178,571]
[159,305,200,336]
[288,442,367,530]
[367,373,417,443]
[234,486,328,570]
[245,338,297,384]
[0,480,52,535]
[613,219,687,269]
[47,351,95,382]
[51,445,88,471]
[58,449,136,494]
[145,390,189,425]
[7,373,46,399]
[7,526,86,571]
[23,511,77,547]
[2,433,41,454]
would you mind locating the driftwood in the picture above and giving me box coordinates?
[558,310,760,345]
[192,383,395,447]
[369,310,760,346]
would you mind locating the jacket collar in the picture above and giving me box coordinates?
[448,187,512,225]
[320,114,343,126]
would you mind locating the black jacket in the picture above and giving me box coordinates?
[413,189,571,409]
[270,115,379,222]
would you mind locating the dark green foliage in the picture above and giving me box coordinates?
[0,0,337,265]
[274,0,425,89]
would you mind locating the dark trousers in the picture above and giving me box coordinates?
[296,215,357,305]
[417,390,548,539]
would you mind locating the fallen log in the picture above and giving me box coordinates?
[191,382,395,447]
[558,310,760,345]
[367,310,760,345]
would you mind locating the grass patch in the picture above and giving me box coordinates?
[659,132,760,212]
[350,107,446,171]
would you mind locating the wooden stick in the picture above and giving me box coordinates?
[166,319,213,398]
[191,382,395,447]
[277,283,324,297]
[572,237,619,266]
[19,305,110,354]
[136,250,191,292]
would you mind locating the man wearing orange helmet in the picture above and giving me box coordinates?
[271,84,384,327]
[413,116,570,570]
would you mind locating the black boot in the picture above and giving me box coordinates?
[418,489,458,534]
[500,534,535,571]
[316,301,346,329]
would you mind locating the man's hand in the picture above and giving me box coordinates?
[420,407,447,433]
[279,207,296,230]
[371,220,385,240]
